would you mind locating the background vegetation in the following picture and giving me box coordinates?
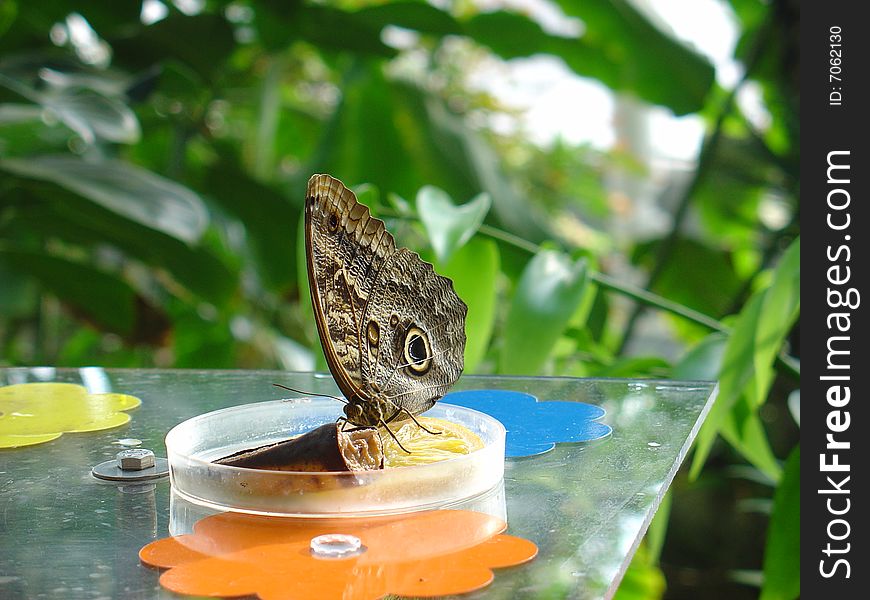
[0,1,799,598]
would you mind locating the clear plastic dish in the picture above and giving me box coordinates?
[165,399,506,517]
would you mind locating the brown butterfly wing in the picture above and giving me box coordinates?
[305,174,467,419]
[305,174,396,403]
[360,247,467,416]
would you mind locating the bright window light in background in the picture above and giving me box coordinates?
[467,56,615,149]
[141,0,168,25]
[467,0,743,163]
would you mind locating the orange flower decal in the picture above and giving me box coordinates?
[140,509,537,599]
[0,382,141,448]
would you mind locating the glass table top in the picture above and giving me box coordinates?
[0,368,716,600]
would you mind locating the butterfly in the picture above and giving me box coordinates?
[304,174,468,440]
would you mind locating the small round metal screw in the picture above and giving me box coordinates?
[117,448,156,471]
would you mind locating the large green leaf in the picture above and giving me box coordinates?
[612,544,666,600]
[673,332,728,381]
[760,446,800,600]
[203,159,301,292]
[645,490,672,565]
[1,156,208,244]
[722,405,782,482]
[690,238,799,477]
[300,6,395,57]
[0,69,141,145]
[354,1,461,36]
[253,2,393,56]
[42,88,140,145]
[634,238,743,319]
[0,249,169,344]
[0,58,141,146]
[109,13,235,82]
[690,292,766,478]
[500,250,588,375]
[0,261,37,318]
[678,335,781,481]
[753,238,800,403]
[417,186,490,263]
[432,238,499,374]
[694,135,777,247]
[5,189,236,304]
[464,11,551,59]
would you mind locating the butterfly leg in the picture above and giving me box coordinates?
[386,406,443,436]
[336,416,354,433]
[378,418,412,454]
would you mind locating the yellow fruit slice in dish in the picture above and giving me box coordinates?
[382,416,484,468]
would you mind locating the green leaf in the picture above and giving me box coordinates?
[299,6,394,57]
[1,156,208,244]
[690,292,767,478]
[645,490,672,565]
[500,250,588,375]
[203,159,301,292]
[673,332,728,381]
[6,189,236,305]
[417,186,491,263]
[0,261,38,317]
[694,135,773,246]
[760,446,800,600]
[0,0,16,39]
[464,11,551,59]
[314,65,549,243]
[690,239,799,478]
[109,14,236,82]
[753,238,800,404]
[721,405,782,482]
[433,238,499,373]
[354,1,462,36]
[316,63,424,199]
[0,249,169,344]
[634,238,743,319]
[677,332,781,480]
[612,544,666,600]
[42,88,140,145]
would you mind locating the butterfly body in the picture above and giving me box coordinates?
[305,174,467,429]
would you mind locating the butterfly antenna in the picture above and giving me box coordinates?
[272,383,347,405]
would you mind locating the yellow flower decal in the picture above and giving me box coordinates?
[0,382,141,449]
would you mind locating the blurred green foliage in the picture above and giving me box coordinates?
[0,0,798,598]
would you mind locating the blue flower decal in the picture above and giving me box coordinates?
[444,390,612,457]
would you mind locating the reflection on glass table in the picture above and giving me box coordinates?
[0,368,716,599]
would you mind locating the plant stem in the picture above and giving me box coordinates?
[592,273,727,333]
[477,224,541,255]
